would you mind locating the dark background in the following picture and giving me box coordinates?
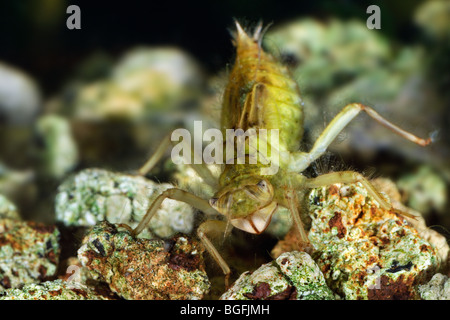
[0,0,425,96]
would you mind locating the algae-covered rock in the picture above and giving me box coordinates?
[221,262,292,300]
[0,162,35,202]
[55,47,205,170]
[276,251,336,300]
[306,183,440,300]
[35,114,79,179]
[77,221,210,300]
[397,165,447,216]
[112,48,203,111]
[72,48,203,121]
[418,273,450,300]
[415,0,450,40]
[0,194,20,220]
[371,178,449,272]
[0,219,60,290]
[0,279,117,300]
[220,251,335,300]
[0,62,41,125]
[55,168,194,239]
[58,256,111,290]
[264,18,391,95]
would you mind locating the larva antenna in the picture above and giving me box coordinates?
[233,20,254,44]
[234,20,273,45]
[253,21,264,41]
[235,20,246,38]
[253,21,273,48]
[232,20,254,50]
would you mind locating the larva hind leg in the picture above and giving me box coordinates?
[289,103,432,173]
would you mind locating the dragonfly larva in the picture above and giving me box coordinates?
[132,21,431,286]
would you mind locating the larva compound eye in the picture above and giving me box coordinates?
[209,198,219,208]
[257,180,269,190]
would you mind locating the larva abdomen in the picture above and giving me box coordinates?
[221,23,304,153]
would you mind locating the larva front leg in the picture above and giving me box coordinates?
[132,188,217,236]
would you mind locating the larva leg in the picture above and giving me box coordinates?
[237,83,265,129]
[197,220,232,288]
[289,103,432,172]
[132,188,217,236]
[138,134,172,175]
[132,188,231,286]
[285,189,309,243]
[137,132,218,188]
[305,171,417,219]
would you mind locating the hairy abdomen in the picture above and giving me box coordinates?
[221,24,304,153]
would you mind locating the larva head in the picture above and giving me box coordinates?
[209,176,277,234]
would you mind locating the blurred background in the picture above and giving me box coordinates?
[0,0,449,236]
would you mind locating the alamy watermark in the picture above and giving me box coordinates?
[367,5,381,29]
[66,5,81,29]
[367,265,382,290]
[170,121,280,175]
[66,5,380,31]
